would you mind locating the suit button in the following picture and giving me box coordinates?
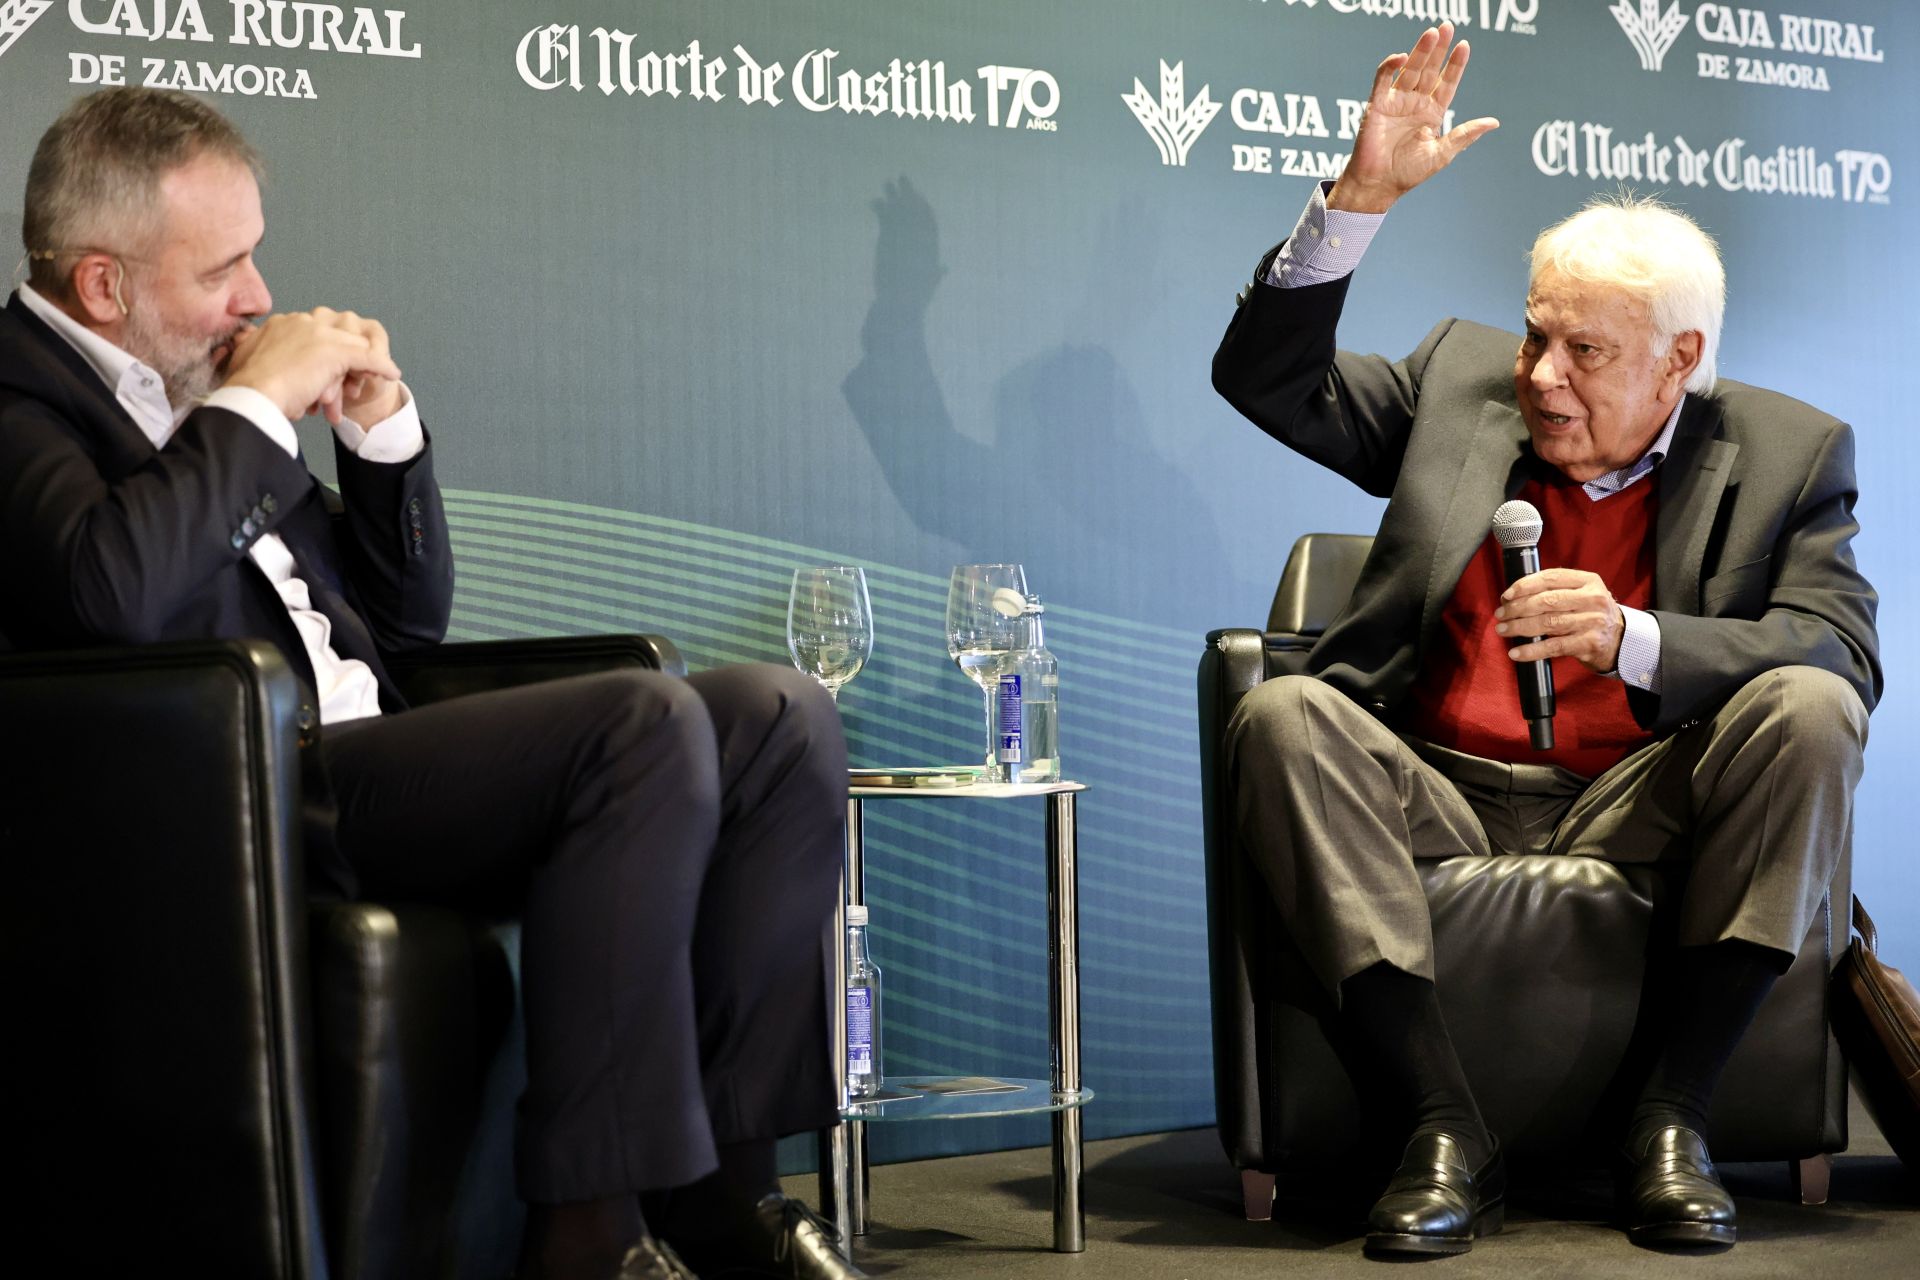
[261,495,278,513]
[297,705,316,731]
[230,531,248,549]
[408,498,422,516]
[240,518,257,537]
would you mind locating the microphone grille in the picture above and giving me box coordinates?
[1492,499,1543,549]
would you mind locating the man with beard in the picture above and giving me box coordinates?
[0,89,863,1280]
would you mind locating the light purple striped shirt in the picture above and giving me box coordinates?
[1262,182,1674,692]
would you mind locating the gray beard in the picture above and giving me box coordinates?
[120,304,222,409]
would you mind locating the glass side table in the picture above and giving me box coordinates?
[817,779,1092,1254]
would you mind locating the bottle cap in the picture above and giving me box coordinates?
[846,905,870,925]
[990,586,1026,617]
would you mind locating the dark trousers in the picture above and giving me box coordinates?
[320,663,847,1204]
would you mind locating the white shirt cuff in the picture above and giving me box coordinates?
[333,384,424,463]
[203,385,299,458]
[1262,181,1386,289]
[1610,606,1663,692]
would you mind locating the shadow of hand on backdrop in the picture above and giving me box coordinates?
[843,176,1243,620]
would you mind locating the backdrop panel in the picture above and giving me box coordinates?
[2,0,1911,1166]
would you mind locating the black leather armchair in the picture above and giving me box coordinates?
[1,632,683,1279]
[1199,534,1847,1219]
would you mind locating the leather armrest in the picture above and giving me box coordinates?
[0,639,326,1276]
[385,633,687,707]
[1199,627,1276,1168]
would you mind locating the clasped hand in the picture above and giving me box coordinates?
[1494,569,1625,674]
[225,306,403,427]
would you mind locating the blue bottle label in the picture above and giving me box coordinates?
[996,673,1023,763]
[847,986,874,1075]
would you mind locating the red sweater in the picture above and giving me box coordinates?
[1402,472,1657,778]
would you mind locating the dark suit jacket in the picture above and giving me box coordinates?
[1212,272,1881,737]
[0,291,456,894]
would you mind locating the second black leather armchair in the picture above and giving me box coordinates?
[1199,535,1848,1219]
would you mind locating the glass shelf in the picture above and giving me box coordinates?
[841,1076,1093,1122]
[848,774,1086,800]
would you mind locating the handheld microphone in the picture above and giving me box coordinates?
[1491,500,1556,751]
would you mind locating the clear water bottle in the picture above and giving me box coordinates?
[846,905,883,1100]
[992,595,1060,784]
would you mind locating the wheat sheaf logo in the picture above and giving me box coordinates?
[1610,0,1690,73]
[0,0,54,60]
[1123,60,1223,168]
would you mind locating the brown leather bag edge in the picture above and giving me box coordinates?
[1828,896,1920,1168]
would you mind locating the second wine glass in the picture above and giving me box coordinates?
[945,563,1028,776]
[788,566,873,702]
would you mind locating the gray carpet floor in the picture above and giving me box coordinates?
[783,1094,1916,1278]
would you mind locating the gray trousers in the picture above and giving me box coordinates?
[1226,666,1867,998]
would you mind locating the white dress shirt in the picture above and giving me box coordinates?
[19,284,426,724]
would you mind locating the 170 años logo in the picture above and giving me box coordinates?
[514,26,1060,133]
[1533,117,1891,204]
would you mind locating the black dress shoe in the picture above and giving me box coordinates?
[616,1235,700,1279]
[673,1194,868,1279]
[1618,1125,1737,1249]
[1364,1131,1506,1258]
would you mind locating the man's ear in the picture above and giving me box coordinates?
[1663,330,1703,395]
[67,252,127,327]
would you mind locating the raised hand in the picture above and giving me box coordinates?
[223,307,403,426]
[1329,23,1500,215]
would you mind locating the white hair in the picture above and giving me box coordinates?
[1528,193,1725,394]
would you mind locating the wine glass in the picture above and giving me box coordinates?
[945,564,1028,776]
[788,566,873,702]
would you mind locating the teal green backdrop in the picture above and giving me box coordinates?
[2,0,1913,1166]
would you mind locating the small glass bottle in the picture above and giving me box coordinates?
[993,596,1060,783]
[845,905,883,1100]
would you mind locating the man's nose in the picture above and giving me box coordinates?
[1531,348,1564,390]
[233,258,272,317]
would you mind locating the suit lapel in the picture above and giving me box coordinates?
[1655,397,1737,613]
[1419,399,1534,645]
[2,294,162,466]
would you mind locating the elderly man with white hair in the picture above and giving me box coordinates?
[1212,23,1878,1259]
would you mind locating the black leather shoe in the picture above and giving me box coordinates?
[1364,1132,1506,1257]
[1618,1125,1737,1249]
[674,1194,867,1279]
[615,1235,700,1279]
[508,1233,697,1280]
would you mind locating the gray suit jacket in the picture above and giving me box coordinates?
[1212,272,1881,737]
